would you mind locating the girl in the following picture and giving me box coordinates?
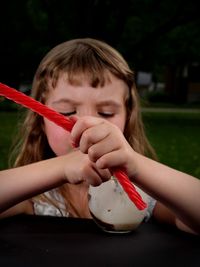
[0,38,199,234]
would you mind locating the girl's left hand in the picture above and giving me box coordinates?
[71,116,136,178]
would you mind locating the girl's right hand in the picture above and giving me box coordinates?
[62,150,111,186]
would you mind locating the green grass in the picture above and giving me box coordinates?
[142,111,200,178]
[0,110,200,179]
[0,111,24,169]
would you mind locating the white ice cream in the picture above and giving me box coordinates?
[88,177,149,233]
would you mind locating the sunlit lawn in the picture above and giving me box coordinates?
[0,110,200,178]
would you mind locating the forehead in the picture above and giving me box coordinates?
[47,72,129,103]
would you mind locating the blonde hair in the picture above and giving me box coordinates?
[11,38,156,217]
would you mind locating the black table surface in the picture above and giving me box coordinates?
[0,215,199,267]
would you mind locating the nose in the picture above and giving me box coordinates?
[76,108,97,118]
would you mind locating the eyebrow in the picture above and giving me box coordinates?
[96,100,122,108]
[52,99,77,105]
[52,98,122,108]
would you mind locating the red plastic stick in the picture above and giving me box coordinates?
[113,170,147,209]
[0,82,147,210]
[0,83,74,132]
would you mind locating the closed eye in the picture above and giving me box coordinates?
[98,112,114,118]
[59,111,76,116]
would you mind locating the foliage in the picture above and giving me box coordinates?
[144,91,172,103]
[0,98,19,111]
[0,0,200,102]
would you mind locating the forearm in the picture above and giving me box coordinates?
[132,152,200,233]
[0,157,66,213]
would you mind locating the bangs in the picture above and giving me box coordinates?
[36,39,134,100]
[66,42,114,87]
[43,41,130,89]
[53,49,111,88]
[66,63,109,88]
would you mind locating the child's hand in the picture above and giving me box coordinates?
[71,116,136,179]
[62,150,111,186]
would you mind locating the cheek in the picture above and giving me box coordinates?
[112,118,126,132]
[109,113,126,132]
[44,119,72,156]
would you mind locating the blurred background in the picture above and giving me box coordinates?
[0,0,199,177]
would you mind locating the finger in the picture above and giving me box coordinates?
[71,116,104,147]
[82,162,103,186]
[79,123,110,154]
[91,164,111,182]
[95,150,127,170]
[87,134,119,162]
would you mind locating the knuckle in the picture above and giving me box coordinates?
[82,129,93,144]
[97,157,107,169]
[88,147,98,162]
[79,132,91,153]
[81,116,92,128]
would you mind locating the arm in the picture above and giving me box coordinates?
[0,150,110,214]
[0,157,65,213]
[71,116,200,235]
[131,153,200,235]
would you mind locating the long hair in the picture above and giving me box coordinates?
[11,38,156,217]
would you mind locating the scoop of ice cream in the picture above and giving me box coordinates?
[88,177,149,233]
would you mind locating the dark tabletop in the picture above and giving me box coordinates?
[0,215,199,267]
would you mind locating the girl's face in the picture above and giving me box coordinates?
[44,73,128,156]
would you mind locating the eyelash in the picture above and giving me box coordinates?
[59,111,114,117]
[59,111,76,116]
[98,112,114,118]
